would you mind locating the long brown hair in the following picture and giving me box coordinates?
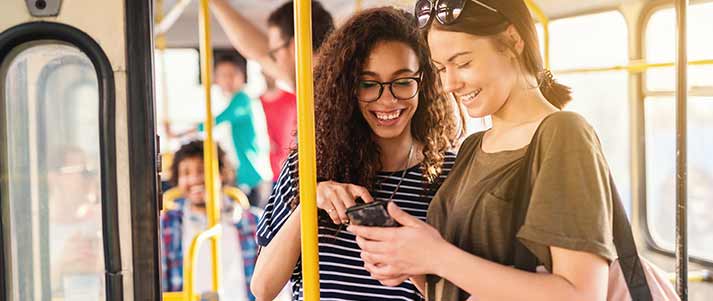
[427,0,572,108]
[304,7,458,197]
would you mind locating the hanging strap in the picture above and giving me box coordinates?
[609,176,653,300]
[511,116,653,301]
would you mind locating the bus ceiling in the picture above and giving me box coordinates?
[155,0,648,49]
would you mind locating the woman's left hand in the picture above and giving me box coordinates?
[348,202,448,281]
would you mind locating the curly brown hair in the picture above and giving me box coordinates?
[169,139,227,187]
[310,7,459,192]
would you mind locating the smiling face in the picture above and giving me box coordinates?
[177,156,206,207]
[428,29,520,118]
[357,41,420,140]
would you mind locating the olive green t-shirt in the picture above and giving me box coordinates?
[426,111,617,301]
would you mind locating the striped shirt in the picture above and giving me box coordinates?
[256,151,457,301]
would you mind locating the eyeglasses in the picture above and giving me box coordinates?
[357,76,421,103]
[415,0,499,29]
[267,40,291,62]
[57,164,95,178]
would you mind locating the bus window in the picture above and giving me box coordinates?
[154,48,207,149]
[644,2,713,262]
[154,48,265,160]
[645,97,713,261]
[645,2,713,92]
[1,42,105,300]
[549,11,632,210]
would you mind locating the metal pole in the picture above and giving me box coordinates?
[198,0,222,295]
[294,0,320,300]
[674,0,688,299]
[524,0,550,69]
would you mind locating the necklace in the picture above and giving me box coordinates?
[384,142,414,202]
[333,143,414,230]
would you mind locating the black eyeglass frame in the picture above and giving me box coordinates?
[415,0,499,29]
[357,76,422,103]
[267,39,292,62]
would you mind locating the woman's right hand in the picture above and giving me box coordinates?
[317,181,374,225]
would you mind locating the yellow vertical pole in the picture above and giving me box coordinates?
[524,0,550,69]
[294,0,320,300]
[196,0,222,298]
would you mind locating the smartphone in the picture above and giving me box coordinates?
[346,200,399,227]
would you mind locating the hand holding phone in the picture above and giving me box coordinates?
[316,181,374,225]
[346,200,399,227]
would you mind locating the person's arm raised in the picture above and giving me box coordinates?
[209,0,292,85]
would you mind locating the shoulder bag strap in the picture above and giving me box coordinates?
[511,117,653,300]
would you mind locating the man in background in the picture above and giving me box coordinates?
[209,0,335,90]
[259,71,296,184]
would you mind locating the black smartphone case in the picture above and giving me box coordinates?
[346,200,399,227]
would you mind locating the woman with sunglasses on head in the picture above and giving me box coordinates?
[350,1,621,300]
[251,7,460,301]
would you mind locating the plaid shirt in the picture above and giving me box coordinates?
[161,198,259,300]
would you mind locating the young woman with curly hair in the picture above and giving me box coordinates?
[250,7,461,301]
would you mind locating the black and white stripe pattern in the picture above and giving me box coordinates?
[257,151,456,301]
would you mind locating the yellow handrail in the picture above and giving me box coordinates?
[161,225,222,301]
[669,270,712,283]
[185,225,223,301]
[525,0,550,69]
[198,0,221,295]
[161,187,249,212]
[161,187,184,212]
[161,292,185,301]
[554,59,713,75]
[223,186,251,210]
[160,187,249,301]
[294,0,320,300]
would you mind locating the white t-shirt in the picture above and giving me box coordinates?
[183,207,248,301]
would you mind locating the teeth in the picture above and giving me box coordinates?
[375,110,402,121]
[461,89,481,102]
[189,186,205,194]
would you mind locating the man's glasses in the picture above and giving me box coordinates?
[267,40,291,62]
[415,0,499,29]
[357,77,421,103]
[57,164,96,178]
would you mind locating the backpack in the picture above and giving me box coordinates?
[512,118,680,301]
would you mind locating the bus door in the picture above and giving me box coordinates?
[0,0,161,300]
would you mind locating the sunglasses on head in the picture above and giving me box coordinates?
[415,0,499,29]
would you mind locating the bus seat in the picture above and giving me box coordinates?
[161,186,250,212]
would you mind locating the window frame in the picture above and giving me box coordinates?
[125,0,162,299]
[0,22,121,300]
[547,9,634,216]
[638,0,713,267]
[548,9,630,70]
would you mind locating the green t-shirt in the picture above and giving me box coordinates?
[426,111,617,301]
[199,91,271,188]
